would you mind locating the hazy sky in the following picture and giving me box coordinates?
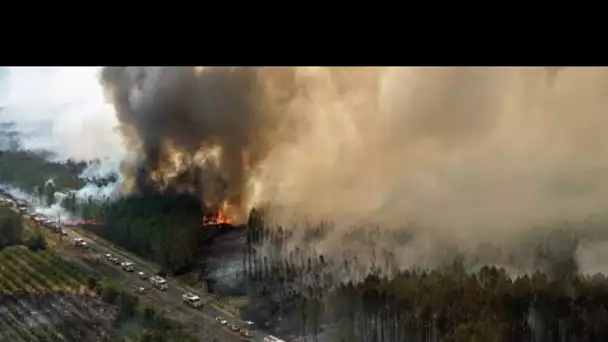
[0,67,124,168]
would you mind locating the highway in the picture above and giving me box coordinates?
[0,191,286,342]
[65,226,272,342]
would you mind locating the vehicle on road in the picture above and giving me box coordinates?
[264,335,286,342]
[240,329,252,337]
[137,271,147,279]
[230,324,240,332]
[150,275,168,291]
[137,287,148,294]
[73,238,88,249]
[111,257,121,265]
[121,261,134,272]
[182,292,203,308]
[105,253,112,260]
[216,316,228,325]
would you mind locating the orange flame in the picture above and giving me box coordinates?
[203,205,233,226]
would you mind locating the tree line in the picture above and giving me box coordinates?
[242,209,608,342]
[63,193,211,275]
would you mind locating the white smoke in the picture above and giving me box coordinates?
[0,67,124,172]
[0,67,126,198]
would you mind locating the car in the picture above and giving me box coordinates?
[240,329,251,337]
[121,261,134,272]
[112,257,121,265]
[105,253,112,260]
[230,324,240,332]
[216,317,228,325]
[137,287,148,294]
[137,271,147,279]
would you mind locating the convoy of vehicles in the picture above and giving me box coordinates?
[1,191,272,341]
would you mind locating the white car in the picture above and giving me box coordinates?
[216,316,228,325]
[121,261,134,272]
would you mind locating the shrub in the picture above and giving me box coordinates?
[24,233,46,252]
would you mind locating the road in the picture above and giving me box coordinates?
[0,193,284,342]
[65,226,273,342]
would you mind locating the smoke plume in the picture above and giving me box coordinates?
[100,67,301,222]
[99,66,608,275]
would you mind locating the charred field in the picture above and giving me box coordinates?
[0,293,117,342]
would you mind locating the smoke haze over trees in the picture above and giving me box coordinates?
[7,67,608,340]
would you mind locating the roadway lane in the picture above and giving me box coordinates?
[63,226,273,342]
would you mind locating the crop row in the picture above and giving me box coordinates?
[0,247,89,295]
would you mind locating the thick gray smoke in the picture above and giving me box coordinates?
[100,67,608,277]
[100,67,298,221]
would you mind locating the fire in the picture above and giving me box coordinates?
[203,204,234,226]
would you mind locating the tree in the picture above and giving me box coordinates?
[44,180,56,207]
[117,291,139,319]
[143,307,156,325]
[101,280,119,304]
[0,205,23,249]
[86,276,100,292]
[24,232,46,251]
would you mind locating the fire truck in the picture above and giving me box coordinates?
[150,276,168,291]
[182,292,203,308]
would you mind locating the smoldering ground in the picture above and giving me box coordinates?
[101,67,608,277]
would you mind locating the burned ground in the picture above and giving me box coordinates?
[0,293,117,342]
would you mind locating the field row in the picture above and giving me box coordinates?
[0,247,116,341]
[0,246,90,295]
